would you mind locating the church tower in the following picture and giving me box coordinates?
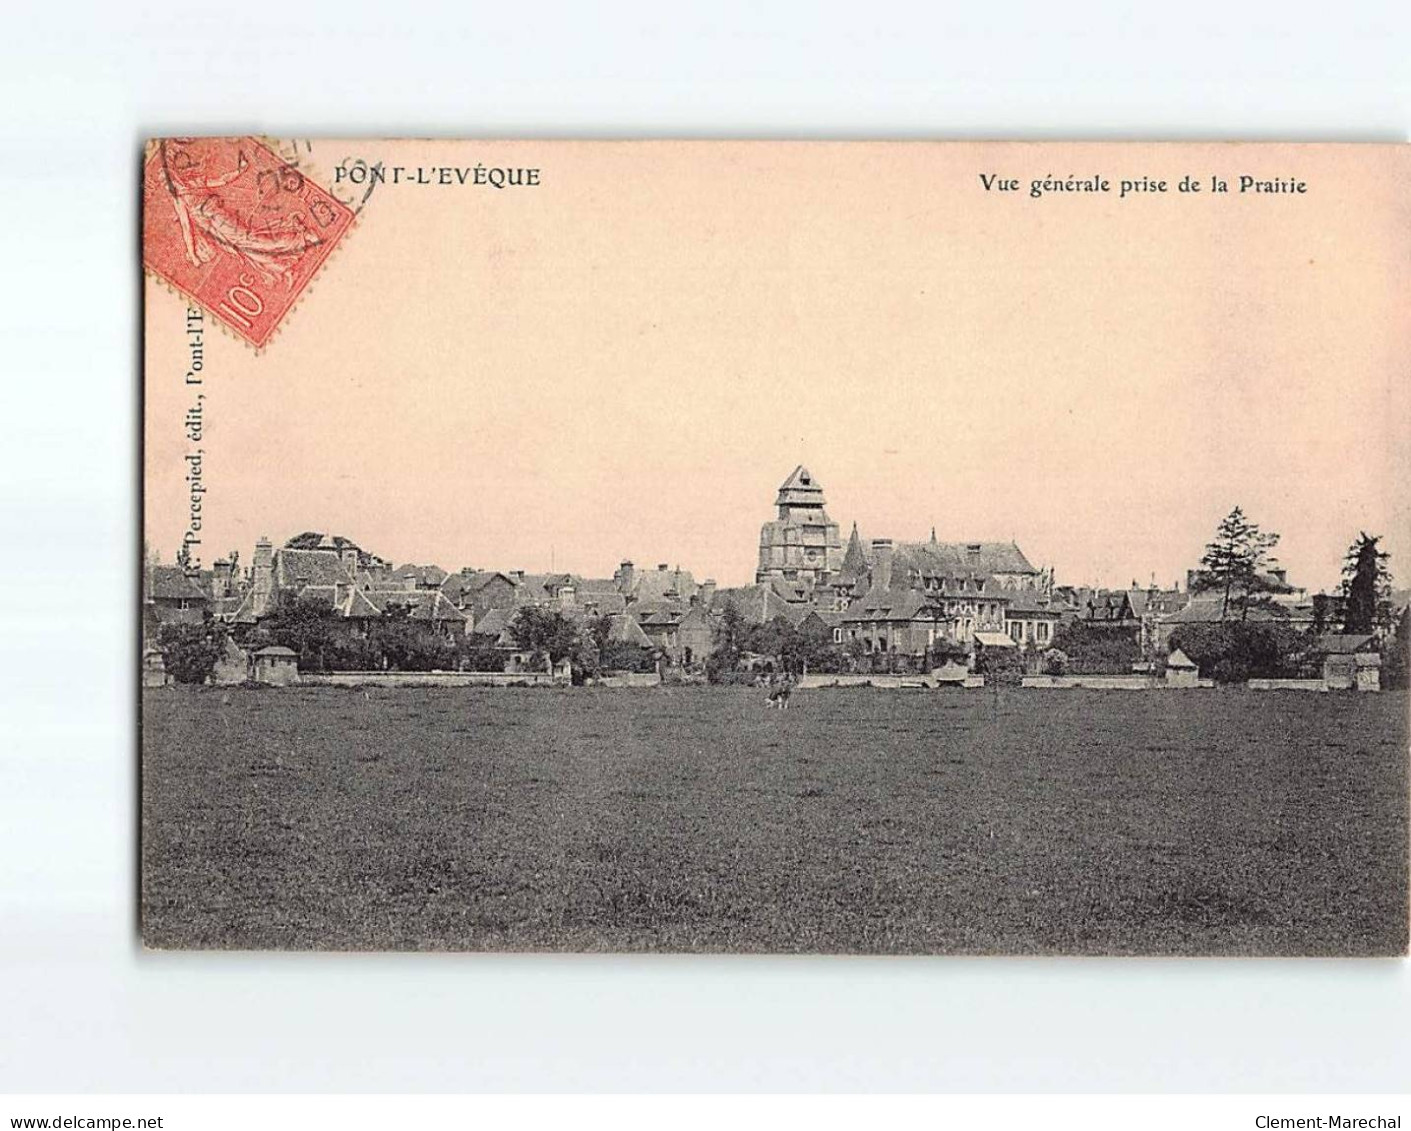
[755,465,844,588]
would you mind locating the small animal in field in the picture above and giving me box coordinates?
[765,681,794,709]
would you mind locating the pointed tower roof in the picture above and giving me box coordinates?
[775,464,827,509]
[839,521,869,581]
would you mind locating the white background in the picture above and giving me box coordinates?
[1,0,1408,1094]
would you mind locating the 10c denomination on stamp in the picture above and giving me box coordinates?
[143,137,355,349]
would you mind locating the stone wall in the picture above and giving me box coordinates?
[799,673,986,689]
[1023,674,1169,690]
[301,670,560,687]
[592,672,663,688]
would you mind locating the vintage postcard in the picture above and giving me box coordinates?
[142,139,1409,954]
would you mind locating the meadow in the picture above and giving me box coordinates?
[141,686,1408,955]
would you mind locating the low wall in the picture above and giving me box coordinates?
[301,671,560,688]
[1247,678,1327,692]
[1021,674,1191,690]
[592,672,662,688]
[799,674,985,690]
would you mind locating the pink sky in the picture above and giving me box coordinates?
[145,141,1411,592]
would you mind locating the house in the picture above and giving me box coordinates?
[1154,591,1313,650]
[632,602,713,666]
[602,613,654,650]
[831,530,1051,650]
[839,586,948,657]
[1085,590,1142,630]
[232,536,361,620]
[145,565,209,630]
[569,579,629,617]
[794,608,838,645]
[838,529,1046,596]
[1003,590,1062,649]
[508,572,569,606]
[359,587,467,637]
[1080,586,1188,656]
[441,570,519,618]
[466,606,514,646]
[833,529,1057,659]
[1309,634,1381,692]
[615,560,699,605]
[711,582,809,626]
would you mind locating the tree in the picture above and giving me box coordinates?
[1341,532,1392,635]
[263,594,343,672]
[368,602,454,672]
[1051,620,1140,674]
[508,607,581,668]
[973,640,1024,684]
[455,639,507,673]
[1167,621,1304,683]
[793,617,846,674]
[566,614,611,681]
[1192,506,1281,621]
[158,619,228,684]
[842,636,869,672]
[706,602,748,681]
[1382,606,1410,689]
[927,635,969,670]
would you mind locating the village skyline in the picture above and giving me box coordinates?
[148,459,1398,598]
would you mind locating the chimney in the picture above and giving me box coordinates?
[510,569,525,583]
[212,558,233,599]
[252,537,274,616]
[871,539,894,591]
[615,560,636,595]
[341,547,359,576]
[657,563,668,571]
[700,578,717,607]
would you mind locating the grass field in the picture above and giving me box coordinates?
[141,686,1408,955]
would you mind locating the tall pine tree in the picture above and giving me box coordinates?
[1193,506,1281,621]
[1341,532,1391,635]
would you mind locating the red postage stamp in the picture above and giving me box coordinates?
[143,137,355,349]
